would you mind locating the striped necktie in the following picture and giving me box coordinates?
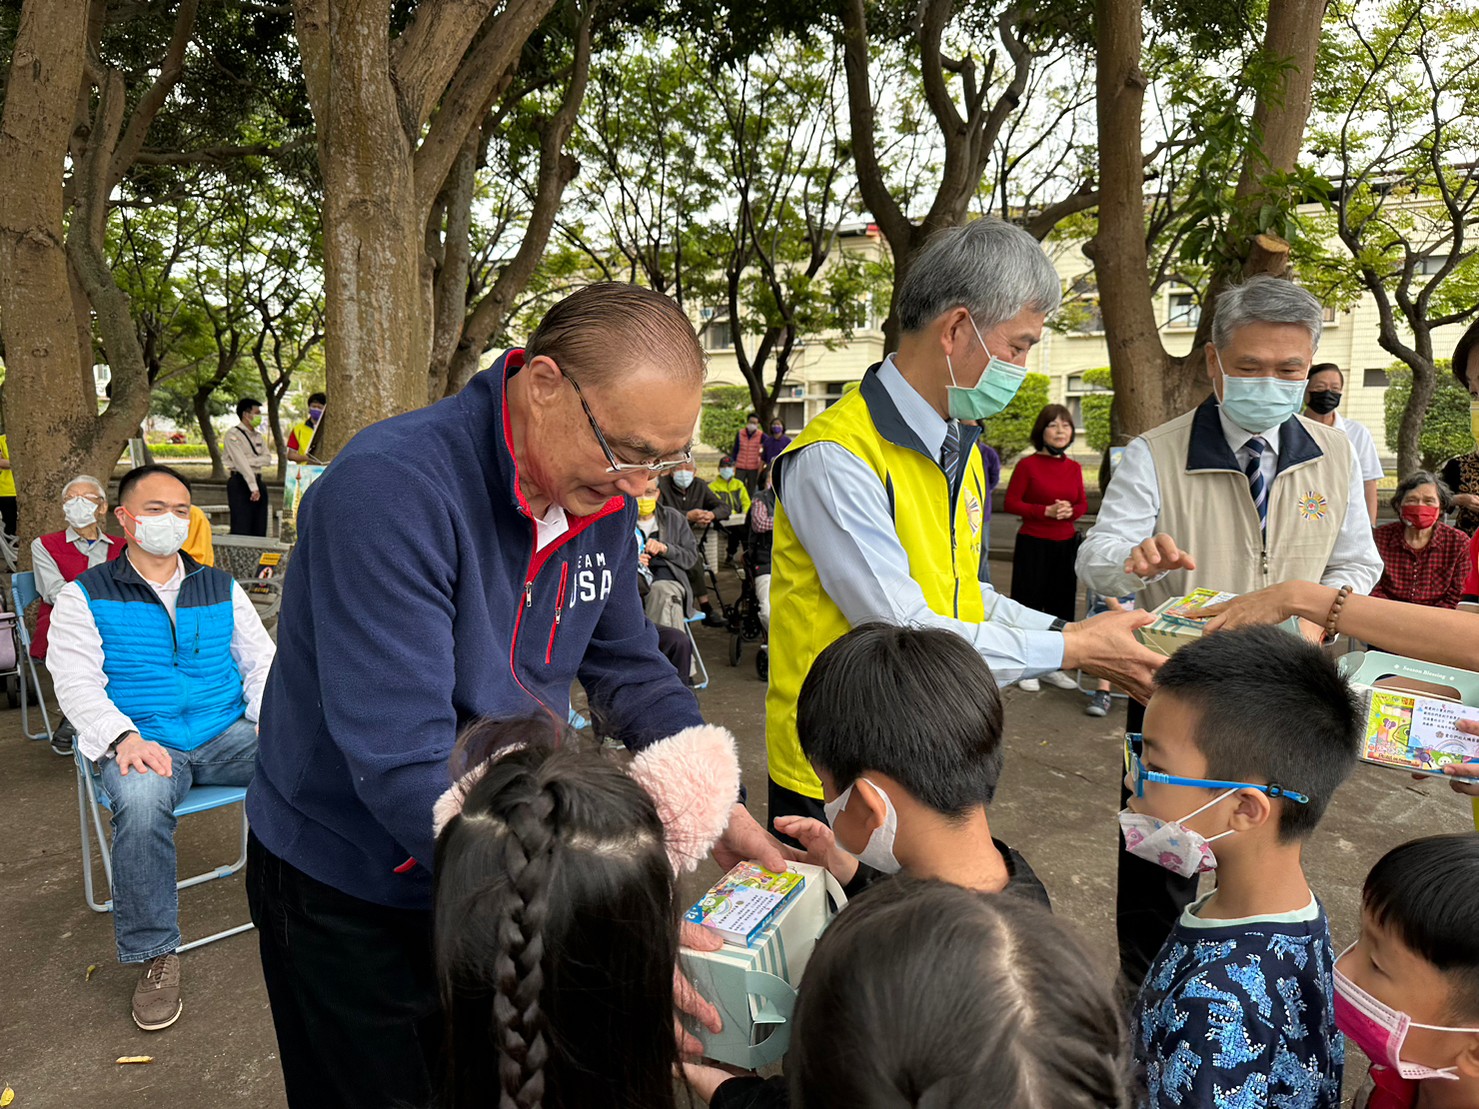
[940,420,962,491]
[1244,435,1268,530]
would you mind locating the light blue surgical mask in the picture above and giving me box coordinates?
[1214,350,1307,434]
[672,470,695,490]
[718,467,735,480]
[946,313,1027,420]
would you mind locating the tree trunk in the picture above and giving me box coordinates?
[1090,0,1173,439]
[195,389,228,480]
[0,0,119,550]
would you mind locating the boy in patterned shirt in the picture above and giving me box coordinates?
[1126,626,1361,1109]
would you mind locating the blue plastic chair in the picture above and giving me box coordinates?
[75,751,254,952]
[9,572,55,741]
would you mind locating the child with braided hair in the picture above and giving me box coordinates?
[432,715,742,1109]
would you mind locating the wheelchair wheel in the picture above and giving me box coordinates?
[728,634,743,667]
[755,644,768,682]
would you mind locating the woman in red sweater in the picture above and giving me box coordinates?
[1003,404,1086,692]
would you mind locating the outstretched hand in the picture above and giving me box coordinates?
[1197,581,1304,635]
[712,803,802,874]
[772,815,859,886]
[1061,606,1163,704]
[1124,533,1196,580]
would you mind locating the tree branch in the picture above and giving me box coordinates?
[108,0,201,190]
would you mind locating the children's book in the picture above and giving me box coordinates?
[1355,687,1479,776]
[1136,587,1299,658]
[1339,651,1479,782]
[685,862,806,948]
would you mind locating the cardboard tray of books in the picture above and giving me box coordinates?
[680,861,847,1069]
[1338,650,1479,780]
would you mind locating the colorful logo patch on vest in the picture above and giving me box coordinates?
[1297,491,1329,521]
[964,490,983,536]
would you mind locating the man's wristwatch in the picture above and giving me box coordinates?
[1049,618,1068,632]
[103,732,133,762]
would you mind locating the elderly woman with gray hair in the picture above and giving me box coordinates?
[1370,471,1470,608]
[28,473,126,755]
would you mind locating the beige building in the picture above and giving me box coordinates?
[700,223,1467,474]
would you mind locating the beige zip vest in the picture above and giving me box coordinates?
[1139,403,1353,611]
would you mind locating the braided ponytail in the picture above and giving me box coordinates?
[491,785,557,1109]
[433,719,682,1109]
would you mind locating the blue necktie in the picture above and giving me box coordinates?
[940,421,962,492]
[1244,436,1268,530]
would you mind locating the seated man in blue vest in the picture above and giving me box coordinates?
[46,465,277,1032]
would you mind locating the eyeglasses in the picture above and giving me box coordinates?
[1123,733,1309,804]
[559,365,693,475]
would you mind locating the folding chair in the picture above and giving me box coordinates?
[9,572,55,741]
[684,612,711,691]
[75,751,254,952]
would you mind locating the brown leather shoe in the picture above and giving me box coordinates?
[131,953,182,1031]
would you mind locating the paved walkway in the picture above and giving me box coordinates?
[2,563,1468,1107]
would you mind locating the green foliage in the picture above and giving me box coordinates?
[146,442,212,458]
[1080,366,1114,453]
[984,373,1052,462]
[700,385,754,453]
[1383,362,1470,472]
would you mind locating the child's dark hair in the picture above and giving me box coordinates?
[1363,832,1479,1021]
[433,717,680,1109]
[1152,625,1360,841]
[790,877,1130,1108]
[798,623,1004,814]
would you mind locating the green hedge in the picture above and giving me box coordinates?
[984,372,1051,462]
[1079,366,1114,453]
[1382,361,1467,472]
[134,443,212,458]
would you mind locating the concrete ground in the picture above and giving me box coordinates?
[1,559,1470,1108]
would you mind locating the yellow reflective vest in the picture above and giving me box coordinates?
[765,369,987,798]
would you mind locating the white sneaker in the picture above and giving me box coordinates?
[1018,678,1041,692]
[1041,670,1078,690]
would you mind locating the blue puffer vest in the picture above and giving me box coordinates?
[74,552,244,750]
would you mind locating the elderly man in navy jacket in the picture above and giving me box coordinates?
[247,284,786,1109]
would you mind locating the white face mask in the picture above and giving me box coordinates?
[124,509,190,558]
[823,778,901,875]
[1117,790,1238,878]
[63,496,100,530]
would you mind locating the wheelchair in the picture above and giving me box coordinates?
[725,560,768,681]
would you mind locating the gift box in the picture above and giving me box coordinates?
[1339,650,1479,782]
[680,861,847,1069]
[1135,587,1299,658]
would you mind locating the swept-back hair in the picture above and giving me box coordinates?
[525,282,704,390]
[790,878,1131,1108]
[433,717,681,1109]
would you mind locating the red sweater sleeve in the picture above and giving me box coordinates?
[1003,462,1041,521]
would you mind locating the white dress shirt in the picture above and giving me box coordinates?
[1334,412,1384,482]
[780,355,1064,682]
[1077,405,1384,599]
[30,529,115,604]
[222,421,268,492]
[46,552,277,761]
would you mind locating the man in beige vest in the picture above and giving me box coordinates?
[1076,275,1382,989]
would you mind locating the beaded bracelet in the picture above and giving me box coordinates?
[1324,584,1352,641]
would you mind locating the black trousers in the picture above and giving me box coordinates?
[1009,532,1081,623]
[0,495,16,538]
[246,835,441,1109]
[1116,697,1199,991]
[227,472,269,536]
[737,468,760,495]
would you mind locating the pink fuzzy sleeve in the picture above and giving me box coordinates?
[628,725,741,874]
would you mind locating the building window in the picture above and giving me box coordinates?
[1363,368,1389,388]
[1167,292,1201,329]
[702,313,733,352]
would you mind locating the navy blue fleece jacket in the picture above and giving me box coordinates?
[246,351,704,909]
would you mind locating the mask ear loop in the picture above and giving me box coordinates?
[1176,788,1241,841]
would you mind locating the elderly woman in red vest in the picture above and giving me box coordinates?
[29,474,126,754]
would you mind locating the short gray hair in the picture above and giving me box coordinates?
[1211,275,1324,352]
[1391,470,1452,514]
[895,217,1062,334]
[62,474,106,499]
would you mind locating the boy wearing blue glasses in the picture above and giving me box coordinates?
[1125,624,1362,1109]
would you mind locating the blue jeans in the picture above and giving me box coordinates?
[99,716,258,962]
